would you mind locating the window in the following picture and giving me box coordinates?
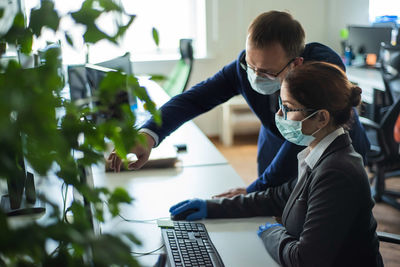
[369,0,400,23]
[24,0,206,64]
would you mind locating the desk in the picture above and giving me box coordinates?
[94,164,278,267]
[158,121,228,167]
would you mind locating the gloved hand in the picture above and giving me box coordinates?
[257,223,282,237]
[169,198,207,221]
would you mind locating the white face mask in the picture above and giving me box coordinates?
[247,67,281,95]
[275,111,322,146]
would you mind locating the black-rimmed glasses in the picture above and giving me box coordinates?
[240,53,295,80]
[278,96,316,120]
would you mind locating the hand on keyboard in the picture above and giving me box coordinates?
[169,199,207,221]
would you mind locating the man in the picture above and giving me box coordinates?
[109,11,370,198]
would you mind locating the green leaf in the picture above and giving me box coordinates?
[107,187,133,216]
[13,12,25,28]
[152,27,159,46]
[83,24,112,44]
[110,187,133,204]
[98,0,123,12]
[19,30,33,54]
[114,14,136,40]
[70,0,102,24]
[29,0,60,36]
[64,32,74,46]
[149,74,167,82]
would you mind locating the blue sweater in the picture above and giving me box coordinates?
[142,42,370,192]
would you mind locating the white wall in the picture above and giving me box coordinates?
[133,0,371,137]
[325,0,370,53]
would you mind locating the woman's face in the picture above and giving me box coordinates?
[278,80,319,135]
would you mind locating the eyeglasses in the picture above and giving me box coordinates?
[278,96,316,120]
[240,53,295,80]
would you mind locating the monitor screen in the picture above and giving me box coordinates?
[96,52,132,76]
[0,146,45,216]
[67,64,130,123]
[347,26,392,58]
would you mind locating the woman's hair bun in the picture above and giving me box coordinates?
[349,86,362,107]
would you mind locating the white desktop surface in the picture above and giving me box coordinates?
[160,122,228,167]
[92,164,279,267]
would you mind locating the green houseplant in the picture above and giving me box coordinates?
[0,0,160,266]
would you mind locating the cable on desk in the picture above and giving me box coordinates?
[104,200,170,224]
[118,213,170,224]
[130,244,165,257]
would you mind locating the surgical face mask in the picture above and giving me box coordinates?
[275,111,321,146]
[247,67,281,95]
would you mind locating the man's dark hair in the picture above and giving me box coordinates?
[248,11,305,58]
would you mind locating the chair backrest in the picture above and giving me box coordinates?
[163,39,194,97]
[379,44,400,106]
[179,39,194,67]
[378,96,400,157]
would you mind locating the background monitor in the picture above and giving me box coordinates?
[0,68,46,217]
[67,64,130,124]
[347,25,393,58]
[95,52,133,76]
[0,136,45,216]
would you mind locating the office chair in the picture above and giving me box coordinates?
[359,96,400,210]
[377,231,400,265]
[377,231,400,245]
[162,39,194,97]
[377,44,400,117]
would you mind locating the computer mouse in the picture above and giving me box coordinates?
[171,208,198,221]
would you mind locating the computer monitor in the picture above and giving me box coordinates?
[0,136,45,216]
[67,64,131,124]
[96,52,133,76]
[0,67,46,217]
[347,26,392,59]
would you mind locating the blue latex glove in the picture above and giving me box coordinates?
[169,198,207,221]
[257,223,282,237]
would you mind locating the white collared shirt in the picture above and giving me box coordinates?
[296,127,345,185]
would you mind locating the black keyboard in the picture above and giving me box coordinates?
[160,221,225,267]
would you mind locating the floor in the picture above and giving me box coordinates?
[209,133,400,267]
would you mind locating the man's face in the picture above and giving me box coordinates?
[245,37,296,83]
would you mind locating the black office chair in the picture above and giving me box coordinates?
[163,39,194,97]
[378,44,400,115]
[377,231,400,245]
[360,96,400,210]
[377,231,400,265]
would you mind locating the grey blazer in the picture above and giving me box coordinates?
[206,133,383,267]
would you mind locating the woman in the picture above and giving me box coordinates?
[170,62,383,267]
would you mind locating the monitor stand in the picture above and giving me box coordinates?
[1,171,45,217]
